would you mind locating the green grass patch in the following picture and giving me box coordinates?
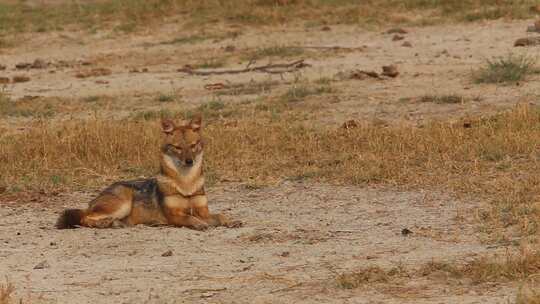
[244,46,304,61]
[281,84,335,102]
[474,54,537,84]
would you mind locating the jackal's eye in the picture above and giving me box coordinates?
[169,144,182,152]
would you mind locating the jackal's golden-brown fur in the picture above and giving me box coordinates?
[56,115,241,230]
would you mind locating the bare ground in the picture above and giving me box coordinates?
[0,182,513,303]
[2,20,540,127]
[0,18,537,303]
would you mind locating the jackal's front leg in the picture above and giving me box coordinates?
[165,209,209,230]
[194,205,242,228]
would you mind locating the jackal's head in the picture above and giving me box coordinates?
[160,116,204,174]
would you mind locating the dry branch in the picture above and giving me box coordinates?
[177,60,310,76]
[298,45,366,51]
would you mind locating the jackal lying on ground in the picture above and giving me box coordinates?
[56,116,241,230]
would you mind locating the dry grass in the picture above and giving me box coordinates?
[0,94,79,118]
[0,0,537,34]
[215,80,279,96]
[244,46,304,61]
[517,279,540,304]
[281,84,336,102]
[193,58,227,69]
[336,266,406,289]
[159,31,239,45]
[419,94,466,104]
[0,96,57,118]
[0,93,192,120]
[420,250,540,284]
[336,249,540,290]
[3,104,540,237]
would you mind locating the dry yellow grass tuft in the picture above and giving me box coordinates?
[517,280,540,304]
[338,249,540,289]
[337,266,406,289]
[420,250,540,284]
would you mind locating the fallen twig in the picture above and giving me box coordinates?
[330,229,367,233]
[270,283,303,294]
[25,84,73,93]
[178,60,310,76]
[298,45,365,51]
[182,287,227,294]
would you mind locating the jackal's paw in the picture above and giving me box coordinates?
[225,220,243,228]
[111,220,128,228]
[191,222,210,231]
[92,217,115,228]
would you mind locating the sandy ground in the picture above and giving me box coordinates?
[1,17,537,303]
[0,182,514,303]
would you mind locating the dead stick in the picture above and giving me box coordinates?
[298,46,365,51]
[178,60,309,76]
[183,287,227,294]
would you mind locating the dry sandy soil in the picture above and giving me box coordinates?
[0,183,512,303]
[2,19,540,127]
[1,17,538,303]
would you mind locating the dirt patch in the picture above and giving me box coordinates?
[0,182,513,303]
[0,20,539,128]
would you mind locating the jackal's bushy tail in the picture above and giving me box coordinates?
[56,209,84,229]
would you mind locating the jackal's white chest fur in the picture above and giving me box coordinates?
[159,153,204,196]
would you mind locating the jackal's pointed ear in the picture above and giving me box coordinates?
[161,119,175,134]
[189,114,202,131]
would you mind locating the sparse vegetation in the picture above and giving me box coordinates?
[204,100,226,111]
[337,266,402,289]
[0,37,13,48]
[337,250,540,290]
[517,280,540,304]
[314,77,333,85]
[82,96,101,103]
[420,250,540,284]
[194,100,231,120]
[0,93,13,116]
[157,94,175,103]
[0,0,537,35]
[3,104,540,239]
[194,58,227,69]
[130,109,178,121]
[245,46,304,61]
[160,34,207,45]
[474,54,537,84]
[215,80,279,96]
[0,94,55,118]
[281,84,335,102]
[160,31,239,45]
[114,21,137,33]
[419,94,464,104]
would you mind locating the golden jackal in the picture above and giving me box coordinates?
[56,116,240,230]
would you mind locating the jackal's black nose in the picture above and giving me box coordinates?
[185,159,193,166]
